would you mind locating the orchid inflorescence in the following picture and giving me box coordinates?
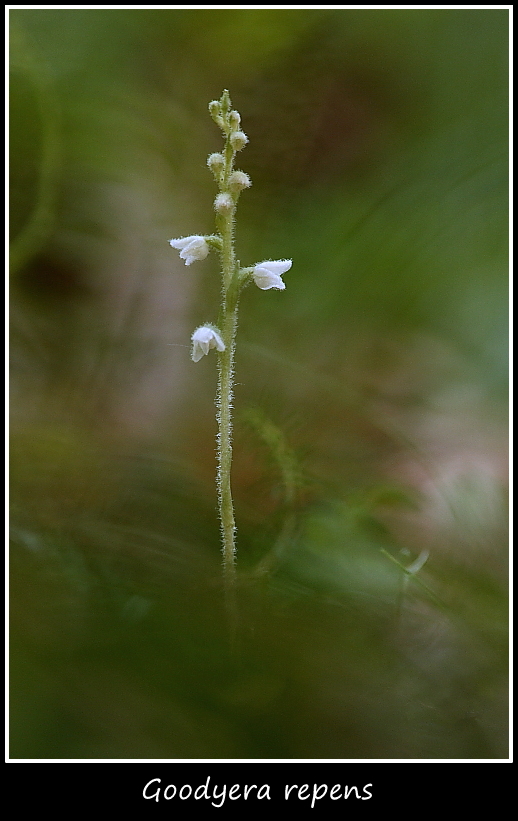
[168,90,292,600]
[169,91,292,364]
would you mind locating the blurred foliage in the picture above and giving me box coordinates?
[9,9,508,759]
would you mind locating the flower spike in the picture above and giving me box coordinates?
[170,91,293,590]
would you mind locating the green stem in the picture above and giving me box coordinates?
[215,141,239,590]
[217,306,238,581]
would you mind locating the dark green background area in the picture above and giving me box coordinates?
[10,9,508,759]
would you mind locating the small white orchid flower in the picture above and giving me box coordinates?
[252,259,292,290]
[191,325,225,362]
[169,235,210,266]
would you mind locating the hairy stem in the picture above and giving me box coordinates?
[217,307,237,581]
[215,137,239,591]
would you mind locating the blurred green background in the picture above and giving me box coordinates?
[9,8,508,759]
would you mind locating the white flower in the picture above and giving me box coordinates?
[252,259,292,290]
[169,235,210,266]
[191,325,225,362]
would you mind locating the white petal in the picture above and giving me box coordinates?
[211,330,226,351]
[191,344,203,362]
[169,237,190,250]
[169,236,209,265]
[192,326,212,345]
[256,259,292,276]
[253,272,286,290]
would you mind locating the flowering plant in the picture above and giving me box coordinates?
[169,90,292,622]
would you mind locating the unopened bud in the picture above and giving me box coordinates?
[220,89,231,115]
[207,152,225,176]
[230,130,248,151]
[209,100,224,129]
[214,193,234,214]
[228,110,241,130]
[228,170,251,193]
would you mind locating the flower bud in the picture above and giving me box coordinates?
[228,170,252,193]
[214,193,234,214]
[207,152,225,177]
[230,130,248,151]
[220,89,231,115]
[208,100,224,129]
[228,110,241,130]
